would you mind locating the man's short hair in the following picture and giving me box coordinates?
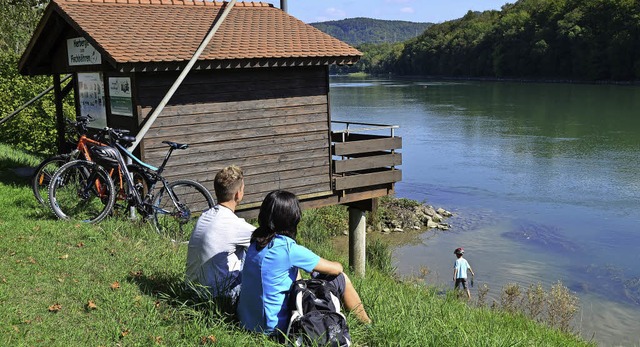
[214,165,244,203]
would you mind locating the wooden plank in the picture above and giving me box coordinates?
[333,153,402,173]
[331,133,393,142]
[334,170,402,190]
[236,185,396,219]
[144,139,328,167]
[136,66,325,88]
[242,183,330,206]
[138,75,325,99]
[139,86,327,107]
[139,95,327,118]
[144,113,326,139]
[144,132,328,158]
[158,148,330,181]
[149,104,328,128]
[245,166,328,185]
[142,121,328,146]
[333,137,402,156]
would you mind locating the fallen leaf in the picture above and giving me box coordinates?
[200,335,217,344]
[121,329,130,337]
[12,326,19,333]
[154,300,161,308]
[28,257,37,264]
[74,224,81,228]
[110,281,120,290]
[2,278,6,283]
[48,303,62,312]
[87,300,98,310]
[129,270,143,278]
[57,278,64,283]
[76,242,85,248]
[9,251,16,256]
[151,336,162,344]
[59,254,69,260]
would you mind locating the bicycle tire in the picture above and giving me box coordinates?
[32,155,70,206]
[127,164,152,198]
[152,179,215,243]
[48,160,116,223]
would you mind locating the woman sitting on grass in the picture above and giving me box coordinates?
[237,190,371,338]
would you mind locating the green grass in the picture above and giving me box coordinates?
[0,143,593,346]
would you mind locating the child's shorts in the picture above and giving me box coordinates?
[455,278,468,290]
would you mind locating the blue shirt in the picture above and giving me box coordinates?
[454,257,470,279]
[237,235,320,334]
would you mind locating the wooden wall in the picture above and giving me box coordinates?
[135,66,332,208]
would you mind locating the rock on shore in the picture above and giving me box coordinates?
[375,197,453,233]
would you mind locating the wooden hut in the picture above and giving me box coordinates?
[19,0,402,274]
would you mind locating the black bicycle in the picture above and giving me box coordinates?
[47,127,215,242]
[31,116,99,205]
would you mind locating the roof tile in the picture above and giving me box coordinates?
[52,0,360,64]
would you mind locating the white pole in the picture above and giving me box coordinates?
[129,0,238,151]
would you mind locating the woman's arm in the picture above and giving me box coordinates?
[313,258,343,276]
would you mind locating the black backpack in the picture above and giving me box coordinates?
[286,279,351,347]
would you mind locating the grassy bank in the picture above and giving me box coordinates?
[0,144,593,346]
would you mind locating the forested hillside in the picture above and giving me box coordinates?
[311,17,431,46]
[359,0,640,81]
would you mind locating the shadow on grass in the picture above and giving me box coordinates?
[126,271,237,323]
[0,160,34,186]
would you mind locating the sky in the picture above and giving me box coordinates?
[285,0,512,24]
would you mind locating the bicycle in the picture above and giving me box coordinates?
[32,116,149,206]
[47,127,215,242]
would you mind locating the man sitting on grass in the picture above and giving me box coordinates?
[185,165,255,305]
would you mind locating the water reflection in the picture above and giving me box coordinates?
[330,76,640,346]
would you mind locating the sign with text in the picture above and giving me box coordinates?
[108,77,133,117]
[67,37,102,66]
[78,72,107,129]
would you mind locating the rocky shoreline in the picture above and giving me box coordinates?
[373,197,453,233]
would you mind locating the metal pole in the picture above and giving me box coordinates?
[129,0,238,151]
[0,74,72,126]
[53,74,65,154]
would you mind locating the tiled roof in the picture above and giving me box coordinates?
[52,0,361,64]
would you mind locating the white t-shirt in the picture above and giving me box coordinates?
[186,205,255,298]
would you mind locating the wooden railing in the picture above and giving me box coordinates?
[331,121,402,191]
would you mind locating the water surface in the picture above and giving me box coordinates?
[329,77,640,346]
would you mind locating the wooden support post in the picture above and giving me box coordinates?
[53,74,65,154]
[348,206,366,277]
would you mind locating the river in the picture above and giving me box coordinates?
[329,76,640,346]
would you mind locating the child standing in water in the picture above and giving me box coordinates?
[453,247,475,300]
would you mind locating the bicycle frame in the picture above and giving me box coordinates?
[110,139,185,219]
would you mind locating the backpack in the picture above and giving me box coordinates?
[286,279,351,347]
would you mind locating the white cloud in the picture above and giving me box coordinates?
[400,7,415,14]
[324,7,347,18]
[385,0,412,3]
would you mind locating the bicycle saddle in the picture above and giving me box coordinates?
[162,141,189,150]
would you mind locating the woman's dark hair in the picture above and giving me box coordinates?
[251,190,301,250]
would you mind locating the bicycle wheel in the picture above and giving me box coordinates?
[152,179,215,243]
[32,155,69,206]
[48,160,116,223]
[127,164,152,198]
